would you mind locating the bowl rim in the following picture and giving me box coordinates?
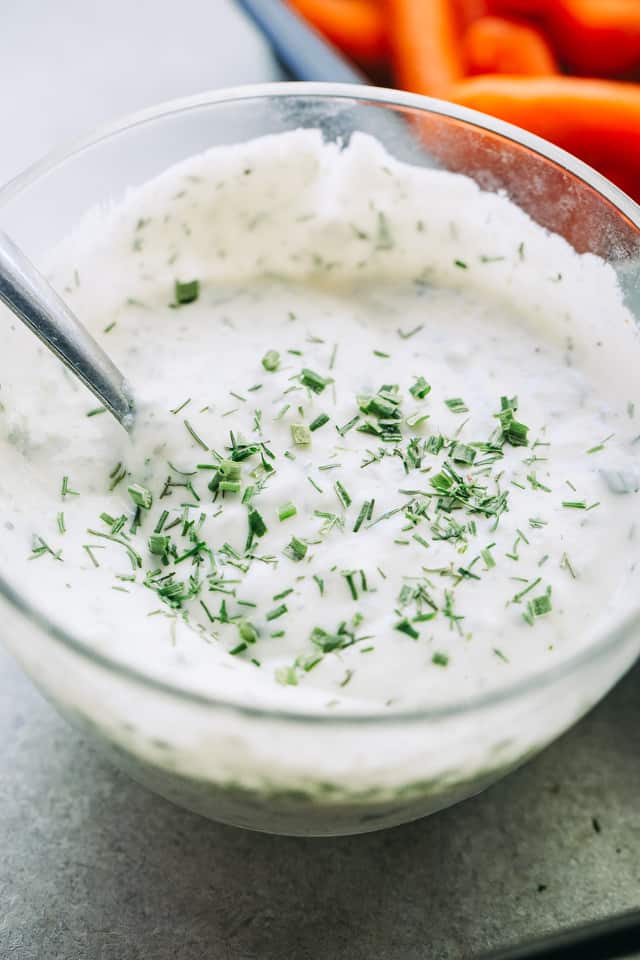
[1,79,639,725]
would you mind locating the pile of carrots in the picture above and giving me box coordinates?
[286,0,640,201]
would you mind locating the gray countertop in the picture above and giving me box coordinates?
[3,649,639,959]
[1,3,640,957]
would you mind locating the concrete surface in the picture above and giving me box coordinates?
[1,2,639,958]
[2,652,639,959]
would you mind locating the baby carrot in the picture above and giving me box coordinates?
[463,16,559,75]
[287,0,389,65]
[388,0,464,98]
[551,0,640,77]
[448,76,640,198]
[484,0,550,16]
[454,0,491,29]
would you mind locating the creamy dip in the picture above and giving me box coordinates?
[2,129,639,714]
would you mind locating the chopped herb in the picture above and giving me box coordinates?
[353,500,372,533]
[445,397,468,414]
[291,423,311,446]
[451,443,476,465]
[262,349,281,372]
[337,415,360,436]
[83,544,101,567]
[300,368,333,394]
[309,413,330,432]
[275,665,298,686]
[432,651,449,667]
[61,476,79,499]
[128,483,153,510]
[285,537,308,562]
[395,618,419,639]
[410,376,431,400]
[398,325,423,340]
[587,433,614,455]
[174,278,199,304]
[183,419,208,451]
[278,502,297,522]
[334,480,352,509]
[266,603,288,621]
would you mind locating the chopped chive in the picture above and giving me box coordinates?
[174,278,199,304]
[337,415,360,436]
[300,368,333,394]
[148,534,170,556]
[291,423,311,445]
[353,500,371,533]
[86,407,106,417]
[398,325,423,340]
[285,537,308,562]
[410,376,431,400]
[309,413,330,432]
[395,618,419,639]
[170,398,191,415]
[334,480,352,509]
[513,577,541,603]
[83,544,101,568]
[275,665,298,685]
[262,349,280,372]
[56,512,66,534]
[61,476,79,499]
[451,443,477,465]
[266,603,288,621]
[445,397,468,414]
[128,483,153,510]
[278,502,297,522]
[273,587,294,601]
[183,419,209,451]
[432,651,449,667]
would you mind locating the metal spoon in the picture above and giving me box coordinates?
[0,230,134,429]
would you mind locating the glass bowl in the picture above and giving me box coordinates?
[2,82,640,837]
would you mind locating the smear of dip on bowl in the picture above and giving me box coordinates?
[1,129,639,719]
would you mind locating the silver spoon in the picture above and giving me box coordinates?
[0,230,134,429]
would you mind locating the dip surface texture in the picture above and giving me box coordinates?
[2,130,639,714]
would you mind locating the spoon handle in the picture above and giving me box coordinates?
[0,231,134,429]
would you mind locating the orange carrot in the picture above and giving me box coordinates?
[448,76,640,198]
[550,0,640,77]
[485,0,640,76]
[387,0,464,98]
[484,0,550,16]
[287,0,388,65]
[463,16,559,75]
[454,0,491,29]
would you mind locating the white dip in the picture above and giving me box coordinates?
[2,130,639,714]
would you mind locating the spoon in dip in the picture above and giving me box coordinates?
[0,230,134,429]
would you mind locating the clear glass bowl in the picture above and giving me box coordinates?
[2,82,640,837]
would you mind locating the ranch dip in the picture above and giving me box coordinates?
[1,129,639,714]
